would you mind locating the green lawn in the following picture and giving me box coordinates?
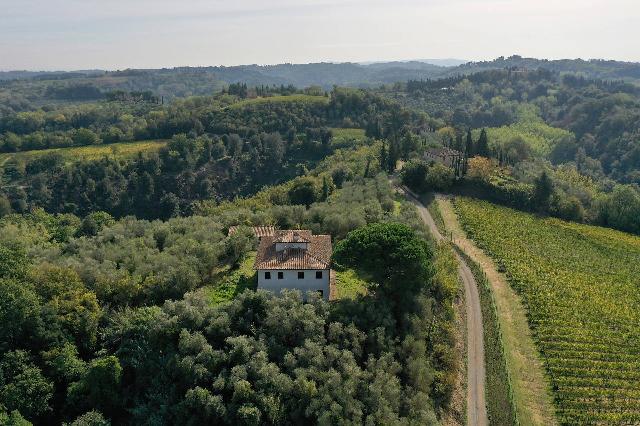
[334,268,368,299]
[206,253,257,305]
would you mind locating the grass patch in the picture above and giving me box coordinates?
[0,139,168,165]
[393,200,402,216]
[330,128,366,140]
[424,194,446,236]
[334,268,369,299]
[330,128,368,150]
[206,253,257,305]
[391,190,407,216]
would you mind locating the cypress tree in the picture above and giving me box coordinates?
[465,130,474,156]
[388,140,399,173]
[477,128,489,157]
[533,171,554,213]
[455,134,463,152]
[379,141,388,171]
[321,176,331,200]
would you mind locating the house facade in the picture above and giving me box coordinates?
[254,229,334,300]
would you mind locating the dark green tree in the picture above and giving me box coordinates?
[0,279,42,352]
[0,351,53,421]
[465,130,474,156]
[287,177,320,207]
[476,128,489,157]
[400,160,429,193]
[379,141,388,172]
[333,223,433,310]
[387,141,399,173]
[67,356,122,420]
[533,171,554,213]
[453,134,463,151]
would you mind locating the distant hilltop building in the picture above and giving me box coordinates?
[425,147,464,168]
[252,229,335,300]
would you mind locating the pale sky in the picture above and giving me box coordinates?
[1,0,639,70]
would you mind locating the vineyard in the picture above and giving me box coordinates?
[0,139,168,165]
[453,197,640,425]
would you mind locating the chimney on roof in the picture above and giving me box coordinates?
[274,230,310,252]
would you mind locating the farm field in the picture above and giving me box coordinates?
[453,197,640,425]
[0,139,168,166]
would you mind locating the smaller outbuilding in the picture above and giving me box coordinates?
[228,225,276,238]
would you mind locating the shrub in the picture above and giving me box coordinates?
[426,163,455,191]
[401,160,430,193]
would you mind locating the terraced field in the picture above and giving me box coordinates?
[453,198,640,425]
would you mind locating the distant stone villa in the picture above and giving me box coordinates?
[246,229,335,300]
[425,146,465,177]
[425,146,464,169]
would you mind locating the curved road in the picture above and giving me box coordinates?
[400,187,488,426]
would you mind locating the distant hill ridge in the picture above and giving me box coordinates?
[3,55,639,83]
[2,56,639,104]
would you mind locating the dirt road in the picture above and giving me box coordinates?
[436,196,557,426]
[399,187,488,426]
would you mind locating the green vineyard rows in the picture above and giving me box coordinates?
[453,197,640,425]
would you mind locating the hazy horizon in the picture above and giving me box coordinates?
[6,56,640,73]
[0,58,470,73]
[2,0,639,71]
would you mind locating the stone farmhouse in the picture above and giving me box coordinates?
[251,229,335,300]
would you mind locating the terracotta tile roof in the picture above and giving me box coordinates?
[255,233,332,270]
[228,226,276,238]
[273,229,311,243]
